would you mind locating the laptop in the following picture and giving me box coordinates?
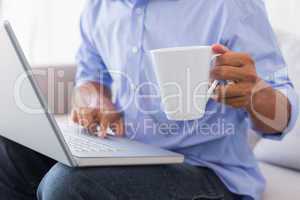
[0,21,184,167]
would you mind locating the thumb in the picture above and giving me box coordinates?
[212,44,230,54]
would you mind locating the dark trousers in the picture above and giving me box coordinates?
[0,136,241,200]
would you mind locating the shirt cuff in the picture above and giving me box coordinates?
[252,87,299,140]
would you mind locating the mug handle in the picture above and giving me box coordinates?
[207,80,219,99]
[206,53,221,98]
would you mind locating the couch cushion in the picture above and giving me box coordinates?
[255,133,300,170]
[260,162,300,200]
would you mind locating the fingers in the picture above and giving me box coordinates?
[117,119,125,137]
[213,82,252,108]
[211,45,257,83]
[71,106,125,138]
[214,82,253,100]
[212,44,229,54]
[215,52,245,67]
[72,108,100,134]
[98,116,125,138]
[212,44,253,67]
[98,117,109,138]
[219,96,250,108]
[211,44,256,110]
[71,109,79,123]
[215,52,254,67]
[210,66,257,82]
[77,108,95,128]
[77,112,85,126]
[87,120,99,134]
[111,118,125,137]
[81,111,94,128]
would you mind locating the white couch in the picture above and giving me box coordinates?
[33,29,300,200]
[253,30,300,200]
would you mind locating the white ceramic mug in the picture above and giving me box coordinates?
[150,46,219,121]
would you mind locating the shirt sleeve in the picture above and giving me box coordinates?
[75,1,113,88]
[222,0,299,140]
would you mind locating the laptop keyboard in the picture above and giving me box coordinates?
[64,134,119,153]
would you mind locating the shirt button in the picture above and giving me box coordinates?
[132,46,139,54]
[136,8,143,15]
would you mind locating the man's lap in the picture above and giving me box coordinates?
[0,136,239,200]
[38,163,237,200]
[0,136,55,199]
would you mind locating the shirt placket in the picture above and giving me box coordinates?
[126,1,147,118]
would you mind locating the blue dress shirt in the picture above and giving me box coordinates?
[75,0,299,199]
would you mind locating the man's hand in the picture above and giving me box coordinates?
[70,82,124,138]
[210,44,291,133]
[210,44,258,109]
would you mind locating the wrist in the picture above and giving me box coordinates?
[246,79,272,113]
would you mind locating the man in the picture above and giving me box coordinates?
[0,0,298,200]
